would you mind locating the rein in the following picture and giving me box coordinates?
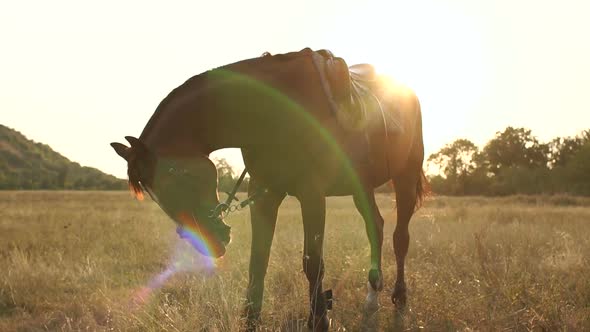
[209,168,266,220]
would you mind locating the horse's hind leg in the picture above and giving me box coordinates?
[353,190,384,309]
[391,167,422,308]
[243,181,285,331]
[299,192,330,331]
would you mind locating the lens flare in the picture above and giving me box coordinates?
[129,215,222,309]
[176,212,225,258]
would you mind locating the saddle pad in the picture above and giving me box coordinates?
[342,67,401,136]
[308,49,401,135]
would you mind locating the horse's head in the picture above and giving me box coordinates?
[110,136,231,258]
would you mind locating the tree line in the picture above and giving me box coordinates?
[214,158,250,194]
[427,127,590,196]
[217,127,590,197]
[5,122,588,195]
[1,125,126,190]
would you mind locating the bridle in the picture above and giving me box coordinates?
[142,165,264,222]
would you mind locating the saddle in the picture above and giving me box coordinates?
[260,48,399,134]
[312,49,399,134]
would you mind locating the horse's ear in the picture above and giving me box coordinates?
[125,136,141,147]
[110,142,131,161]
[125,136,148,152]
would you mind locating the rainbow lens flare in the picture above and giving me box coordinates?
[129,214,222,308]
[175,212,226,258]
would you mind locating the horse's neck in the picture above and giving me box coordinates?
[141,80,260,157]
[141,52,333,157]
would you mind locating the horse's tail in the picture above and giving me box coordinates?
[415,168,430,210]
[413,96,430,210]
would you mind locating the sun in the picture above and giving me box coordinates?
[326,1,490,155]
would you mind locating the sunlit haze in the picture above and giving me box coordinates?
[1,0,588,178]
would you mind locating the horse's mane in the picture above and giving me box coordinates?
[138,51,306,141]
[139,55,267,142]
[139,73,207,142]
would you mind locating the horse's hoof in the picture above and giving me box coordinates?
[365,281,379,313]
[244,319,258,332]
[242,307,261,332]
[307,314,330,331]
[243,316,260,332]
[391,282,407,309]
[368,268,383,292]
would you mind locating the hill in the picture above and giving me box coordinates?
[0,124,126,190]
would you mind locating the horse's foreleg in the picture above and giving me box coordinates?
[391,170,419,308]
[353,190,384,310]
[243,185,285,331]
[300,193,330,331]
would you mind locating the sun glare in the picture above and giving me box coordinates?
[325,1,490,154]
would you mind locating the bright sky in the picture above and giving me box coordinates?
[1,0,588,178]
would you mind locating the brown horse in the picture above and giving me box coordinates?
[111,48,427,331]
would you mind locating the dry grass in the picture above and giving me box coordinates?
[1,191,589,331]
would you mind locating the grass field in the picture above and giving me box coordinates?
[1,191,589,331]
